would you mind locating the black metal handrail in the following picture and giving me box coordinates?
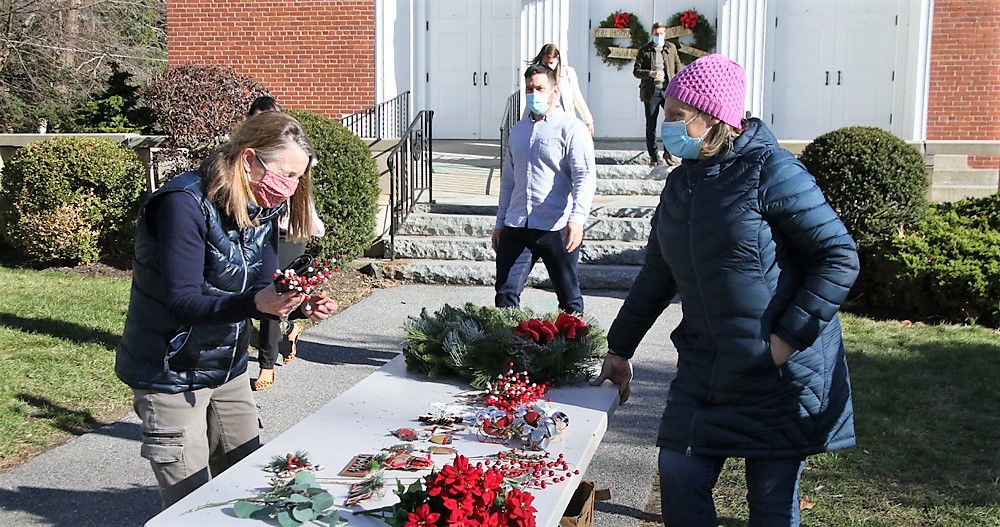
[499,90,521,169]
[385,110,434,259]
[340,91,410,139]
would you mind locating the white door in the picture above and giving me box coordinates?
[830,0,898,129]
[587,0,656,138]
[767,0,899,140]
[428,0,516,139]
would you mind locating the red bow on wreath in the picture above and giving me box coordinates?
[680,10,699,29]
[613,12,631,29]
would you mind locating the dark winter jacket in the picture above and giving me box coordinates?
[633,40,684,102]
[116,171,280,393]
[607,119,860,458]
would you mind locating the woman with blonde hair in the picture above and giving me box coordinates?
[524,43,595,135]
[116,111,337,508]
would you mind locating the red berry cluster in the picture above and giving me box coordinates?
[273,260,333,298]
[485,365,549,415]
[482,450,579,489]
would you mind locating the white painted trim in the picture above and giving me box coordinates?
[375,0,385,105]
[913,0,933,140]
[718,0,769,120]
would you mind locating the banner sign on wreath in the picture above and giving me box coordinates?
[594,28,632,38]
[608,47,639,59]
[678,44,710,59]
[663,26,693,39]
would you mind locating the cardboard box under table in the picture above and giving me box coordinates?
[145,355,620,527]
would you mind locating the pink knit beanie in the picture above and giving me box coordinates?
[664,54,746,128]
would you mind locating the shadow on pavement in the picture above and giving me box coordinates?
[0,485,160,527]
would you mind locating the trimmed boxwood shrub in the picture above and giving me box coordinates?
[1,136,147,264]
[867,194,1000,327]
[287,109,379,264]
[800,126,929,250]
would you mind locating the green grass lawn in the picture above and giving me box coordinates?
[0,266,132,469]
[713,314,1000,527]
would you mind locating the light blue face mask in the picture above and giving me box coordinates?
[661,114,707,159]
[652,35,665,47]
[526,92,551,116]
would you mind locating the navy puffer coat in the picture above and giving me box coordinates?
[607,119,860,458]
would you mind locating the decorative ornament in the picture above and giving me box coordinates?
[666,9,717,65]
[593,11,649,70]
[272,253,334,332]
[265,450,324,478]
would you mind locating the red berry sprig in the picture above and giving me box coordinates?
[483,449,579,489]
[272,260,333,299]
[485,364,549,415]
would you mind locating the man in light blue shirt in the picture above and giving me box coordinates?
[492,64,597,313]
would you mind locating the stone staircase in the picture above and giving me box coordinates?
[365,143,667,290]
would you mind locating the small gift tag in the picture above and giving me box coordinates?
[428,434,453,445]
[344,482,375,506]
[427,446,458,456]
[391,428,419,441]
[338,454,375,477]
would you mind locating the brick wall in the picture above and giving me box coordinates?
[927,0,1000,169]
[167,1,375,119]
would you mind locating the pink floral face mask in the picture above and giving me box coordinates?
[249,156,299,208]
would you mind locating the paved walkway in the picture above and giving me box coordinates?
[0,285,680,527]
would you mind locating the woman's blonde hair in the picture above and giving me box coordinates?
[529,43,562,83]
[700,121,742,159]
[201,111,317,242]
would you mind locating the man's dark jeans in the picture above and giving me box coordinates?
[494,227,583,314]
[644,88,665,160]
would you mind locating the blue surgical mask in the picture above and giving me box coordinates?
[652,35,665,47]
[661,114,707,159]
[526,92,551,116]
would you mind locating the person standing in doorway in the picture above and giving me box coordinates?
[525,44,595,135]
[494,64,596,314]
[634,22,684,166]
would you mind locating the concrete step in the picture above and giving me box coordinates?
[596,165,670,180]
[597,179,664,196]
[392,236,646,265]
[397,214,652,242]
[369,259,641,290]
[594,149,649,165]
[930,168,999,186]
[929,185,999,202]
[413,202,656,218]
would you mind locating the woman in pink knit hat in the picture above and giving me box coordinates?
[591,54,860,527]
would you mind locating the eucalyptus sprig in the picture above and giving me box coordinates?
[188,471,346,527]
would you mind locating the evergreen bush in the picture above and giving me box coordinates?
[1,136,146,264]
[287,109,379,264]
[867,194,1000,327]
[800,126,929,249]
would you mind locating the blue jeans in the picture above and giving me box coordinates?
[659,448,805,527]
[644,88,665,159]
[494,227,583,313]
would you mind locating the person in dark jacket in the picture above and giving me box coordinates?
[591,54,860,527]
[633,22,684,166]
[116,111,338,508]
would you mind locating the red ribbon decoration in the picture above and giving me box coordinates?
[681,10,699,30]
[613,12,631,29]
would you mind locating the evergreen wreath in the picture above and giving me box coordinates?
[593,11,649,70]
[402,303,607,389]
[667,9,717,65]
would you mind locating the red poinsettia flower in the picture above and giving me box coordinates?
[554,312,587,340]
[503,488,538,527]
[403,504,441,527]
[613,12,631,29]
[680,10,699,29]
